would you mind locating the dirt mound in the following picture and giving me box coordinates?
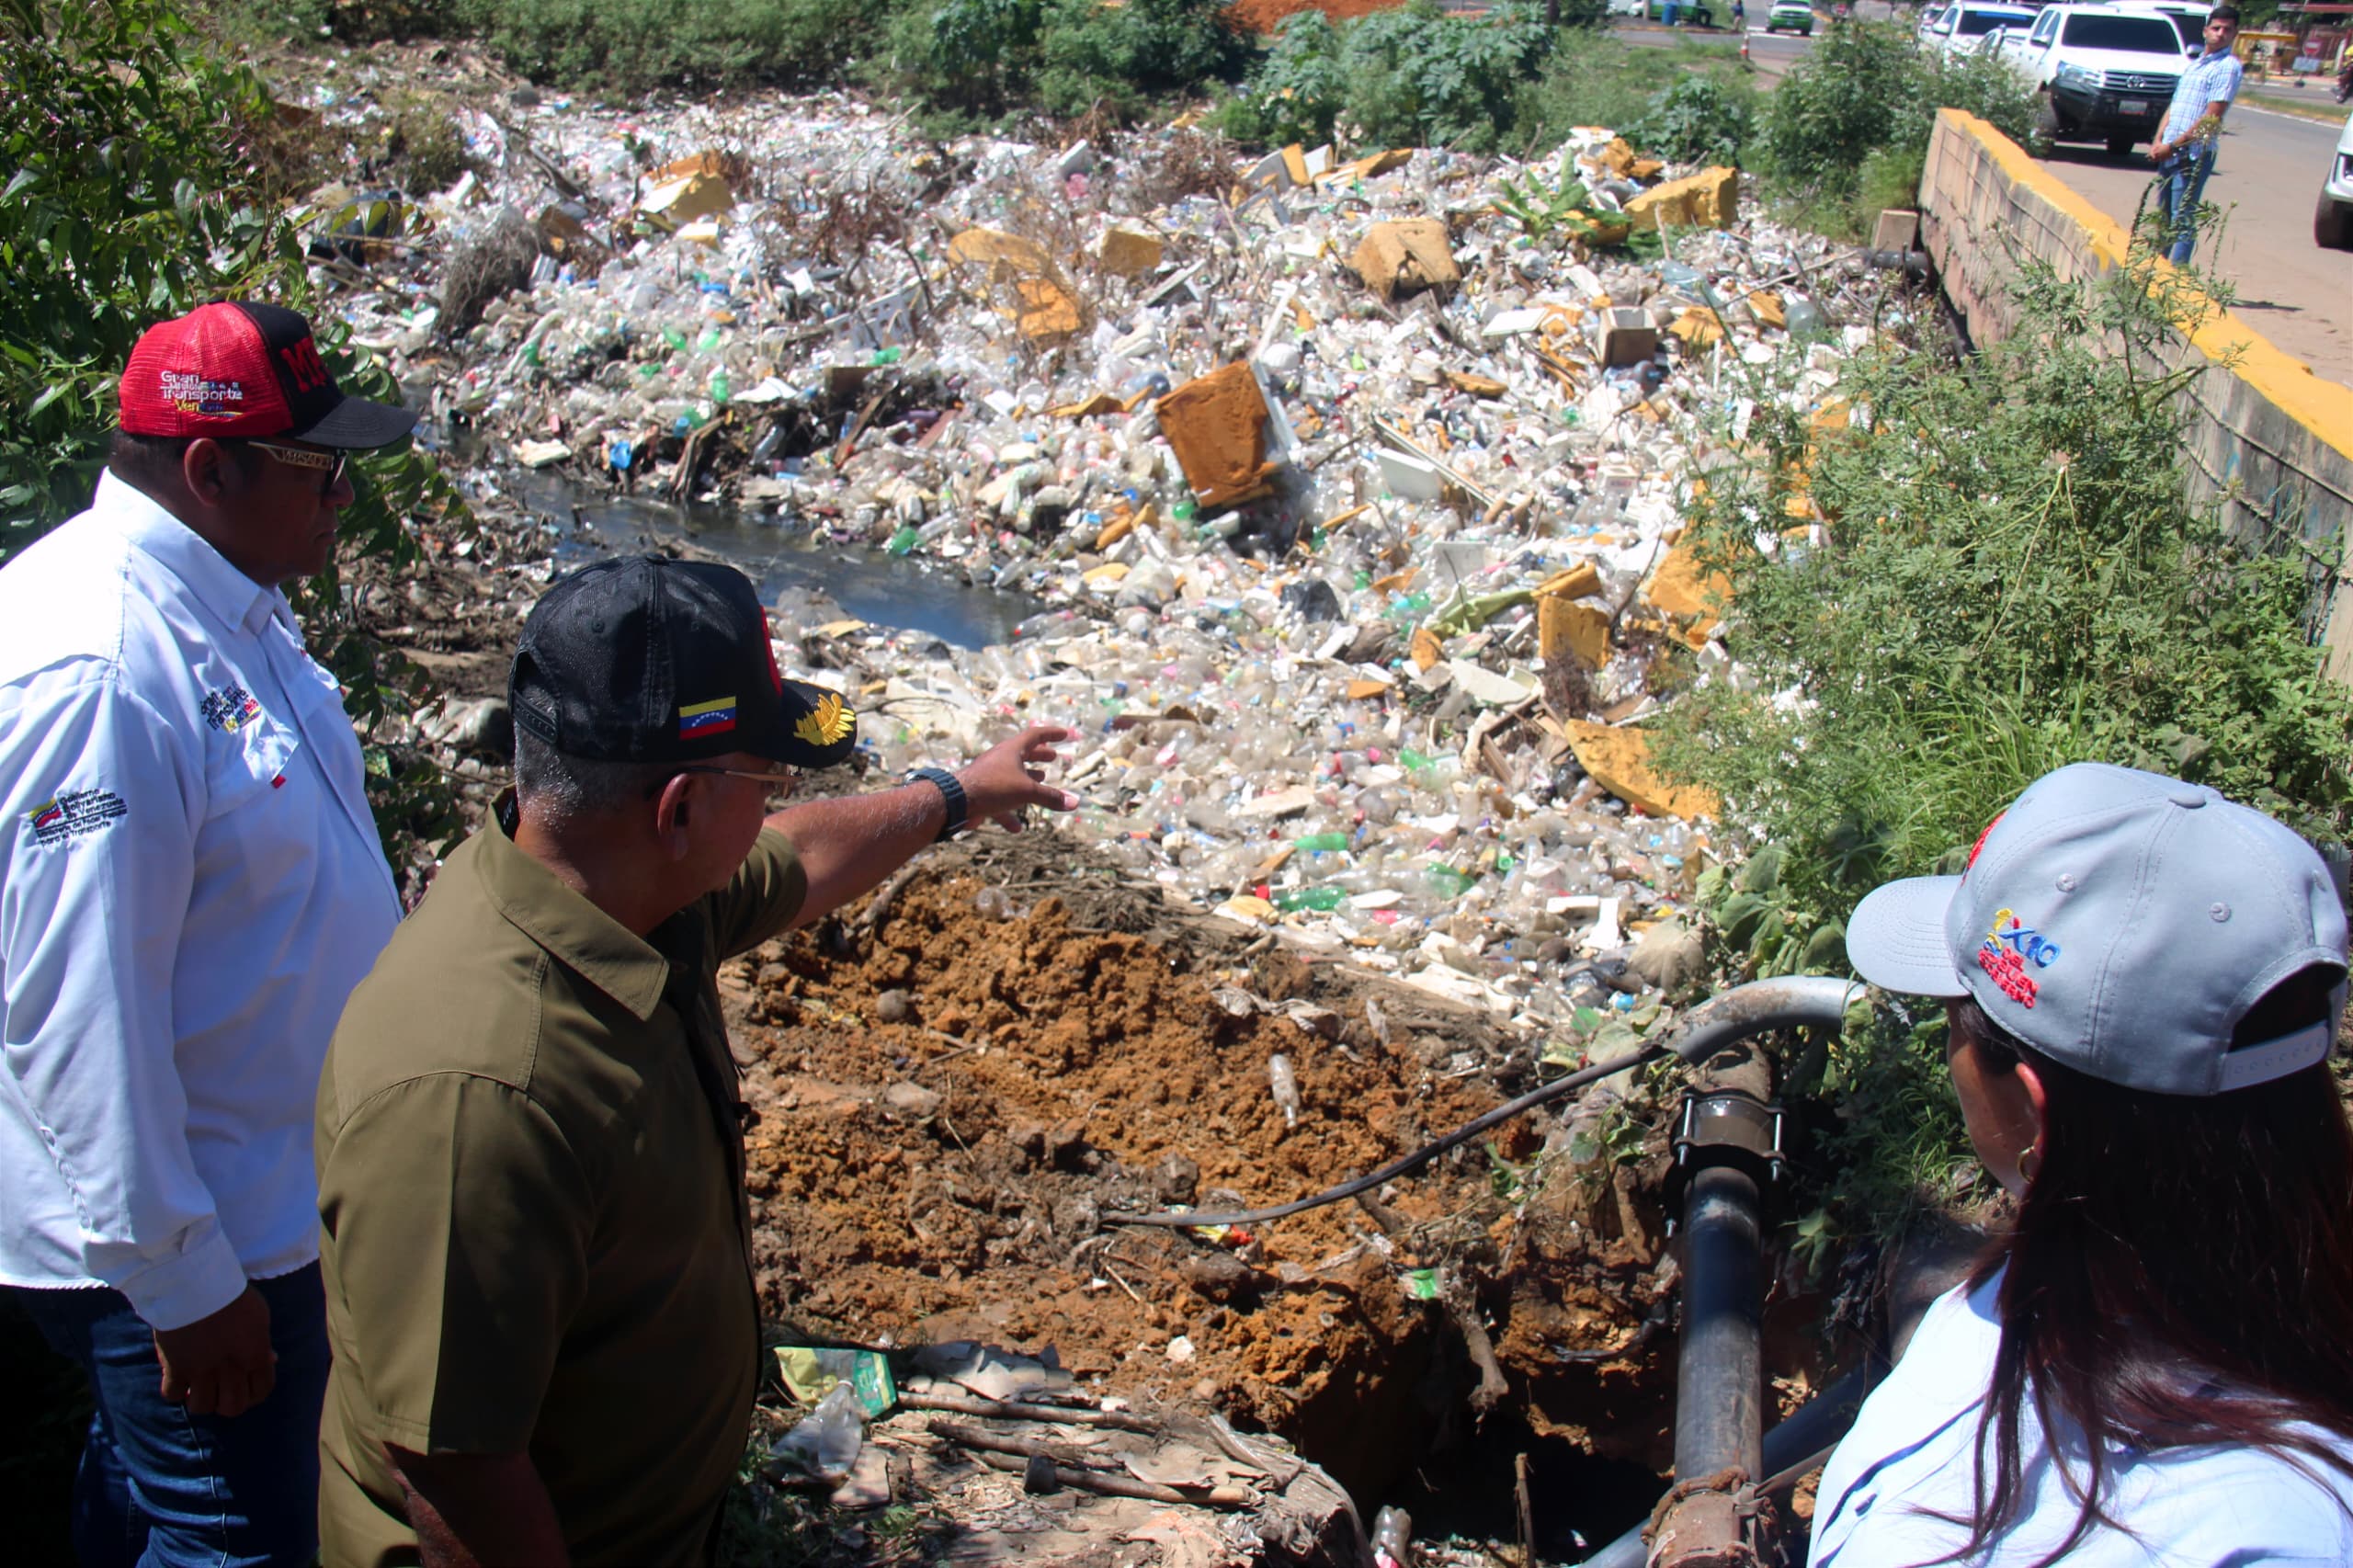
[722,832,1692,1520]
[1223,0,1417,35]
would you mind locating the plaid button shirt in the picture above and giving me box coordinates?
[2160,48,2242,145]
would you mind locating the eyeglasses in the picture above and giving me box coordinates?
[249,441,349,494]
[642,764,802,801]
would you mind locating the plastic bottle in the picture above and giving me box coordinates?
[1425,866,1474,900]
[1267,1054,1302,1127]
[1293,832,1349,854]
[1274,886,1344,913]
[771,1382,863,1479]
[1372,1505,1414,1568]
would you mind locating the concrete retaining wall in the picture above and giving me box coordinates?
[1917,108,2353,680]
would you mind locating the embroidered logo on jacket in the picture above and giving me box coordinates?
[24,790,128,847]
[200,683,263,733]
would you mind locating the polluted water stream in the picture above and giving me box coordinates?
[508,465,1046,650]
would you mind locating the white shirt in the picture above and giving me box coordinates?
[1813,1267,2353,1567]
[0,472,400,1330]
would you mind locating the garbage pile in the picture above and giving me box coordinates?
[306,77,1898,1046]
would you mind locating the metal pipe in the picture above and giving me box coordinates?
[1575,1368,1877,1568]
[1665,974,1863,1067]
[1673,1163,1764,1483]
[1573,976,1862,1566]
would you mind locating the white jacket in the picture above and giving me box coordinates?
[1813,1267,2353,1566]
[0,473,400,1329]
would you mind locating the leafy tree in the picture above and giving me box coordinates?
[1,0,471,882]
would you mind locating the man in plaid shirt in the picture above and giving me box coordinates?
[2149,6,2243,266]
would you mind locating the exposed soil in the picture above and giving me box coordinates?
[717,831,1710,1532]
[1222,0,1419,35]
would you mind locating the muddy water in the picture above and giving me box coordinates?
[504,468,1042,649]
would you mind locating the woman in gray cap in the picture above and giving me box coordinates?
[1812,762,2353,1565]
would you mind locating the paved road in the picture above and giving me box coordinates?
[2033,111,2353,390]
[1613,14,2353,389]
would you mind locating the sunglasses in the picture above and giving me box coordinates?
[642,764,802,801]
[249,441,350,494]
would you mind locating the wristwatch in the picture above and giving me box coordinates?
[907,767,968,843]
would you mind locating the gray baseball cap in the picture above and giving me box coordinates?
[1846,762,2347,1096]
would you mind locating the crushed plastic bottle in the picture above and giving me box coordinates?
[770,1382,863,1480]
[1267,1054,1302,1128]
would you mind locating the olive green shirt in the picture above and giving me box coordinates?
[314,800,804,1567]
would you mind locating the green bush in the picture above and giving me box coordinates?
[1626,73,1755,165]
[1759,21,2033,231]
[1032,0,1248,119]
[1219,2,1610,156]
[455,0,883,94]
[1654,254,2353,931]
[888,0,1245,130]
[1210,11,1347,148]
[1331,1,1555,153]
[1511,31,1747,157]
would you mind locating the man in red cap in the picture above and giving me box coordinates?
[0,301,418,1566]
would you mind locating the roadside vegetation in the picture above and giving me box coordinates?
[1654,229,2353,1246]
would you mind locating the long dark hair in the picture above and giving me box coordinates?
[1947,966,2353,1564]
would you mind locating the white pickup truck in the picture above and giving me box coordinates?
[1996,5,2191,157]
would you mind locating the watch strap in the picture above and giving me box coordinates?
[908,767,968,843]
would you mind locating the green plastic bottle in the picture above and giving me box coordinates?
[886,524,919,556]
[1275,886,1345,913]
[1293,832,1349,853]
[709,369,732,405]
[1424,866,1473,900]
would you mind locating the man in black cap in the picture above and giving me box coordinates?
[312,556,1077,1567]
[0,301,415,1567]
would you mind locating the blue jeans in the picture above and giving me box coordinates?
[2155,146,2216,266]
[10,1266,330,1568]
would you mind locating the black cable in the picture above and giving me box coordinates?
[1108,1040,1669,1231]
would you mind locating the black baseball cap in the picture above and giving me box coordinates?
[119,301,416,449]
[508,556,859,769]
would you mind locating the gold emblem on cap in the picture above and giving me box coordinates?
[794,691,855,746]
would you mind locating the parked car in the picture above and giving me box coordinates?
[1922,3,2039,59]
[2319,112,2353,250]
[1998,5,2188,156]
[2114,0,2211,55]
[1765,1,1815,33]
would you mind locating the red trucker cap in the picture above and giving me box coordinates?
[118,301,416,449]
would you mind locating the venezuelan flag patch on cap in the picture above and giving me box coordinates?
[677,696,738,739]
